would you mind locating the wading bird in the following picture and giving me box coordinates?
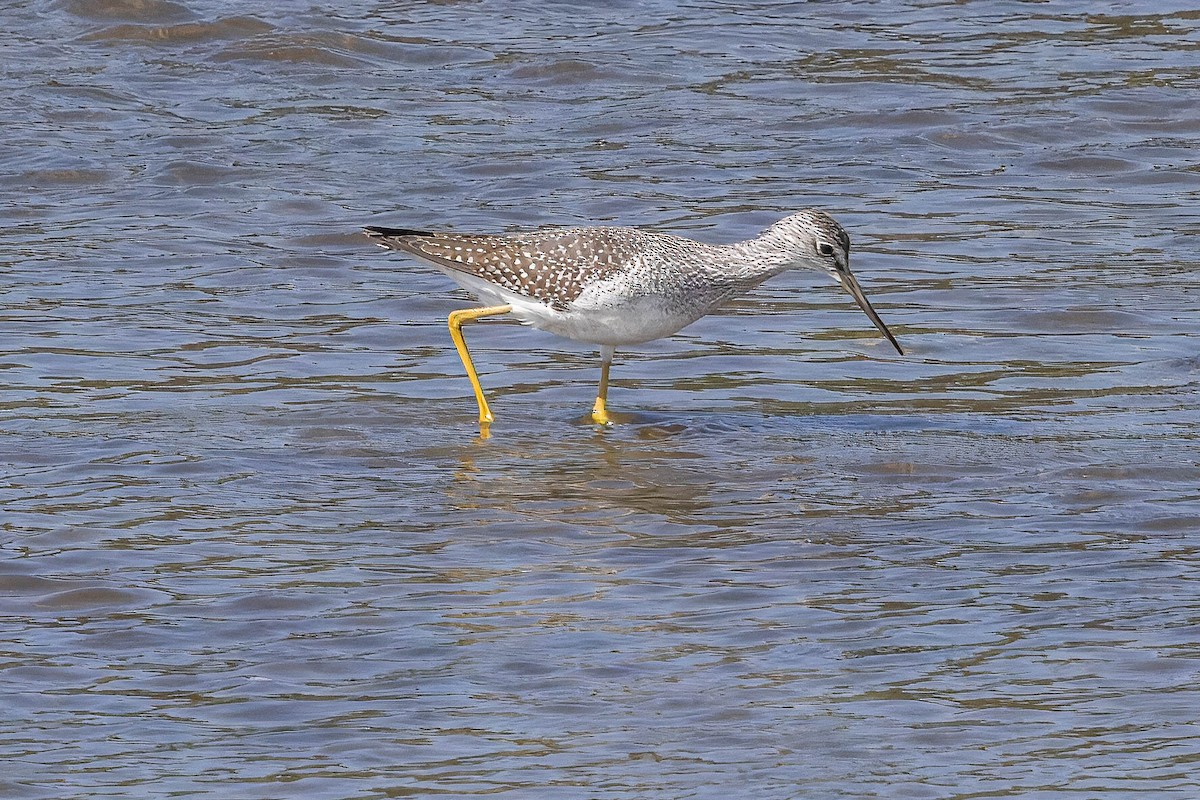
[364,210,901,433]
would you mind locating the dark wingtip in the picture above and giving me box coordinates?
[362,226,433,238]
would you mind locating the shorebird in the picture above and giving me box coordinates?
[364,210,902,432]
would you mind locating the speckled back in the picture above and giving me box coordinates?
[369,226,684,310]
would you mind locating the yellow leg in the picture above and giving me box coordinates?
[591,346,614,426]
[448,305,512,425]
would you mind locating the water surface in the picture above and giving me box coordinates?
[2,1,1199,797]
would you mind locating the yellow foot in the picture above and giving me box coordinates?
[590,398,613,426]
[475,404,495,439]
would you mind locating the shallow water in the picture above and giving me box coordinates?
[2,1,1199,797]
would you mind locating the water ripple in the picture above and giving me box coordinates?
[2,0,1199,797]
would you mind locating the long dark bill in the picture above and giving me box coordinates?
[835,269,903,355]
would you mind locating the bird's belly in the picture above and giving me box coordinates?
[532,300,702,346]
[442,267,731,346]
[550,275,740,344]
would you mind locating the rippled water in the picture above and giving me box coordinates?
[3,1,1199,797]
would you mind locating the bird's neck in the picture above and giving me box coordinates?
[710,233,796,286]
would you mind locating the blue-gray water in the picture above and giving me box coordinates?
[3,1,1199,797]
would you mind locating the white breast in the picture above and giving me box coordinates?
[438,267,720,346]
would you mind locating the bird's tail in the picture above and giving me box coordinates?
[362,226,432,249]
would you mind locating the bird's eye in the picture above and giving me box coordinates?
[817,243,835,257]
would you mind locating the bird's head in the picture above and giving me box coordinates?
[765,210,903,355]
